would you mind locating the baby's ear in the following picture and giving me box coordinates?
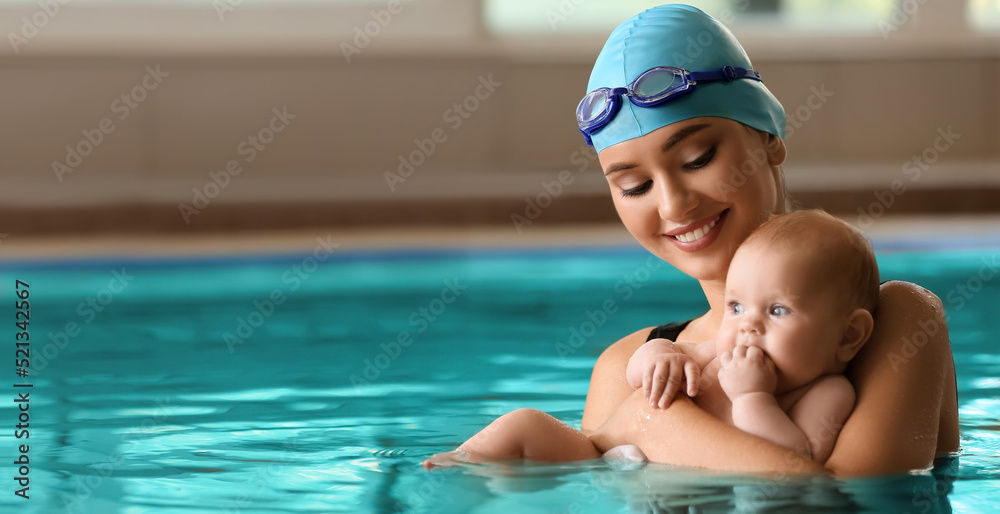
[837,308,874,362]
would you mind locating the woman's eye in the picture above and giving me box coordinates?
[683,147,716,170]
[619,180,652,198]
[770,305,789,316]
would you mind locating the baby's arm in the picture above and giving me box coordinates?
[719,346,813,458]
[626,338,703,408]
[786,375,856,464]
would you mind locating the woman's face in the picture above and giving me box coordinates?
[598,117,786,282]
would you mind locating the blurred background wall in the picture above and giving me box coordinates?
[2,0,998,235]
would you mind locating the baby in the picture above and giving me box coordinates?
[423,210,878,468]
[626,209,878,463]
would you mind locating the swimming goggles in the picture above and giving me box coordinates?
[576,65,762,146]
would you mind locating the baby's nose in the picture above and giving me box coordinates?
[739,316,764,335]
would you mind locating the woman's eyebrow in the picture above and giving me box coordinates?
[604,162,638,176]
[661,123,710,152]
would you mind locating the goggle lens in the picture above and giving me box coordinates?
[632,67,686,102]
[577,90,610,124]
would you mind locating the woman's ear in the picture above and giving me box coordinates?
[837,308,875,362]
[765,134,786,166]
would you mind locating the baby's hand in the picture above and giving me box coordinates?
[627,339,700,408]
[718,345,777,399]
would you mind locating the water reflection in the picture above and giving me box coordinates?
[419,456,960,514]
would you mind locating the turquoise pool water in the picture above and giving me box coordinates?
[0,239,997,513]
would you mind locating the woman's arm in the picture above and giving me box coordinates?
[581,326,654,434]
[587,389,828,474]
[581,326,827,474]
[825,280,960,475]
[583,281,958,475]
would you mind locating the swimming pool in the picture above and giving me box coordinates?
[1,236,997,513]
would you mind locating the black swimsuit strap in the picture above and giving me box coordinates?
[646,319,694,342]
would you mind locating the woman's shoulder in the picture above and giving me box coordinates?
[594,325,658,369]
[878,279,944,312]
[594,319,694,369]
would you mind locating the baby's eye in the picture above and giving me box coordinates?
[770,305,790,317]
[728,302,744,315]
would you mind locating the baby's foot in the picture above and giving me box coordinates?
[601,444,648,463]
[421,450,468,470]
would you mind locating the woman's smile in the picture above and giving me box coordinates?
[664,208,729,252]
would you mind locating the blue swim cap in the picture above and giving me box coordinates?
[585,4,785,153]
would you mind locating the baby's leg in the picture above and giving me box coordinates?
[422,408,601,468]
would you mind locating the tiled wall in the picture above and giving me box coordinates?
[2,53,998,207]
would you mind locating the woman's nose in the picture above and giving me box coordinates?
[656,174,698,222]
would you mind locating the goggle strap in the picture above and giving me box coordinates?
[689,66,760,84]
[578,66,763,146]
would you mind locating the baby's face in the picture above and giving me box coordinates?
[716,242,848,393]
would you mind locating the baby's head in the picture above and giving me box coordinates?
[717,210,879,393]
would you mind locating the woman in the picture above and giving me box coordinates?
[578,5,958,476]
